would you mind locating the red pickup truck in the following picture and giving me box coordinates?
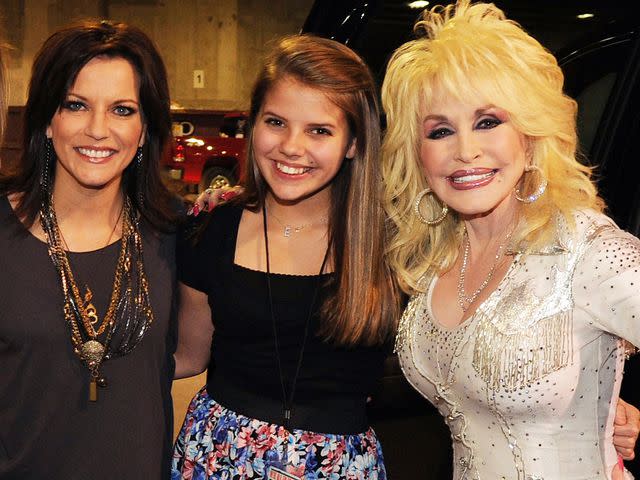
[163,112,247,193]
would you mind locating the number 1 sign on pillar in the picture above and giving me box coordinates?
[193,70,204,89]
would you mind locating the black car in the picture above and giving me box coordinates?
[303,1,640,478]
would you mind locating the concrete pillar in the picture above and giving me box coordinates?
[2,0,313,109]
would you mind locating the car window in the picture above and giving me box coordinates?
[560,39,633,160]
[559,33,640,233]
[574,72,617,155]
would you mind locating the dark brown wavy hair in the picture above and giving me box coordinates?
[0,19,177,231]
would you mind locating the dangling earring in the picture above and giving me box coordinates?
[414,187,448,225]
[135,147,144,210]
[40,138,54,199]
[515,164,547,203]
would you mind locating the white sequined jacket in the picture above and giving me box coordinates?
[396,209,640,479]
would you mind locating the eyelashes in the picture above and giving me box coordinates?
[61,100,85,112]
[60,99,139,117]
[476,117,502,129]
[264,117,284,127]
[263,116,334,136]
[426,116,503,140]
[112,105,137,116]
[427,127,453,140]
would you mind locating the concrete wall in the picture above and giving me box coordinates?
[0,0,313,110]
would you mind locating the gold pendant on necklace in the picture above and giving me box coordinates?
[88,374,108,401]
[85,303,98,324]
[82,340,105,402]
[81,339,105,365]
[82,287,99,325]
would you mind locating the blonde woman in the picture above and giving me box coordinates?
[382,1,640,478]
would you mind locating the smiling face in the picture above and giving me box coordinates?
[46,56,145,195]
[420,96,528,221]
[252,76,356,207]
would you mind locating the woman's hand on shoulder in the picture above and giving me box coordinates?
[187,185,243,216]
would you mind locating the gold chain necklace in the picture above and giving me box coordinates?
[57,204,124,337]
[41,196,154,402]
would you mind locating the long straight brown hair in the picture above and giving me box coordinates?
[242,35,401,346]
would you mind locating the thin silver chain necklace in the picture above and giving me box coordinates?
[457,228,513,312]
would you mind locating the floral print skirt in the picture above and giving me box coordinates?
[172,387,387,480]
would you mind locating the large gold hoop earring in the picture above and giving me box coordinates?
[515,165,547,203]
[414,187,448,225]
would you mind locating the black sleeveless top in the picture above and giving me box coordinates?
[177,205,387,434]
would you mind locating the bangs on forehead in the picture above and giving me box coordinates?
[416,28,528,121]
[418,60,517,117]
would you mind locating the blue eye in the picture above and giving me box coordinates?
[427,127,453,140]
[114,105,137,116]
[62,100,85,112]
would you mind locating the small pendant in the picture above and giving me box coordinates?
[283,407,291,426]
[88,375,107,402]
[283,226,291,237]
[267,467,301,480]
[85,302,99,324]
[81,340,105,365]
[89,378,98,402]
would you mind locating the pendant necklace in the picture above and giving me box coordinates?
[267,206,328,238]
[40,195,155,402]
[57,204,124,335]
[262,205,328,431]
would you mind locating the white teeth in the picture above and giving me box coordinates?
[452,172,494,183]
[77,148,113,158]
[276,162,309,175]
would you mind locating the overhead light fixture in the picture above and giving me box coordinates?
[577,13,595,19]
[408,1,429,9]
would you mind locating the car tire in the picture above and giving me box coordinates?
[199,166,236,193]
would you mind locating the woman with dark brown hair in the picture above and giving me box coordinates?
[171,34,401,479]
[0,21,177,479]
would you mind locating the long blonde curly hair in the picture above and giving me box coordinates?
[381,0,603,294]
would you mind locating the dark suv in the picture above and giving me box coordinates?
[303,1,640,478]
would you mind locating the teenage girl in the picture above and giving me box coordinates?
[171,34,400,479]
